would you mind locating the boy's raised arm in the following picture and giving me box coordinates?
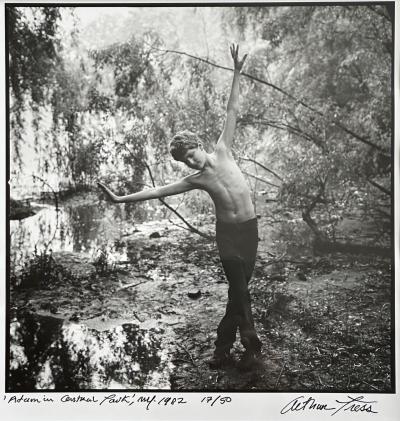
[217,44,247,150]
[98,177,195,204]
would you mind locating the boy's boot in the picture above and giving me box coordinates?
[237,335,263,371]
[208,349,235,369]
[237,349,264,371]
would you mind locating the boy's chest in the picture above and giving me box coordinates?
[196,160,245,191]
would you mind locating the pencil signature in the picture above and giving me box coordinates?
[280,395,378,416]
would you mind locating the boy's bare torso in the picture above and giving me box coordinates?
[98,45,255,225]
[187,146,256,224]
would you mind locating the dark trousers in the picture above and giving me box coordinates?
[214,217,262,355]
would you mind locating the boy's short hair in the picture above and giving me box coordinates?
[169,130,202,161]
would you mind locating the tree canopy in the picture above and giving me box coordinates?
[8,4,393,244]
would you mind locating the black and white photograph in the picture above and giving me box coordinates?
[5,1,395,400]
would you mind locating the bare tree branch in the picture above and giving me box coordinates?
[118,280,147,291]
[375,208,391,219]
[150,46,389,155]
[239,156,284,181]
[243,170,280,188]
[368,179,391,196]
[240,116,325,150]
[366,4,392,23]
[144,162,213,240]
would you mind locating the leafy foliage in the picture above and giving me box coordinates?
[9,5,392,243]
[8,6,62,161]
[8,7,61,104]
[230,5,392,239]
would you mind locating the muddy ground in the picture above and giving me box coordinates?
[9,195,393,392]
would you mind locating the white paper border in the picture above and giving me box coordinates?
[1,0,398,420]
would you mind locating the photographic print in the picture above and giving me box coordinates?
[6,2,394,396]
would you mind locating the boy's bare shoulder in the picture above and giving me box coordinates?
[183,171,205,187]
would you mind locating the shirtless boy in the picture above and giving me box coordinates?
[98,44,262,370]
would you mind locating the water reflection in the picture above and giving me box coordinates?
[9,311,171,391]
[10,198,174,271]
[10,201,124,273]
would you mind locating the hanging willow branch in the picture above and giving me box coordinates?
[32,174,59,210]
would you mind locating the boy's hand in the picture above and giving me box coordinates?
[97,181,119,203]
[230,43,247,72]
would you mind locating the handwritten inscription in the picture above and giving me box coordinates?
[5,393,188,411]
[280,395,378,416]
[4,393,379,416]
[201,395,232,406]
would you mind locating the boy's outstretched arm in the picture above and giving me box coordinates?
[98,177,195,203]
[217,44,247,150]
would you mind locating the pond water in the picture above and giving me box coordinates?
[10,312,172,391]
[10,195,175,273]
[9,195,185,391]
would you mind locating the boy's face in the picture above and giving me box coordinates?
[181,147,207,170]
